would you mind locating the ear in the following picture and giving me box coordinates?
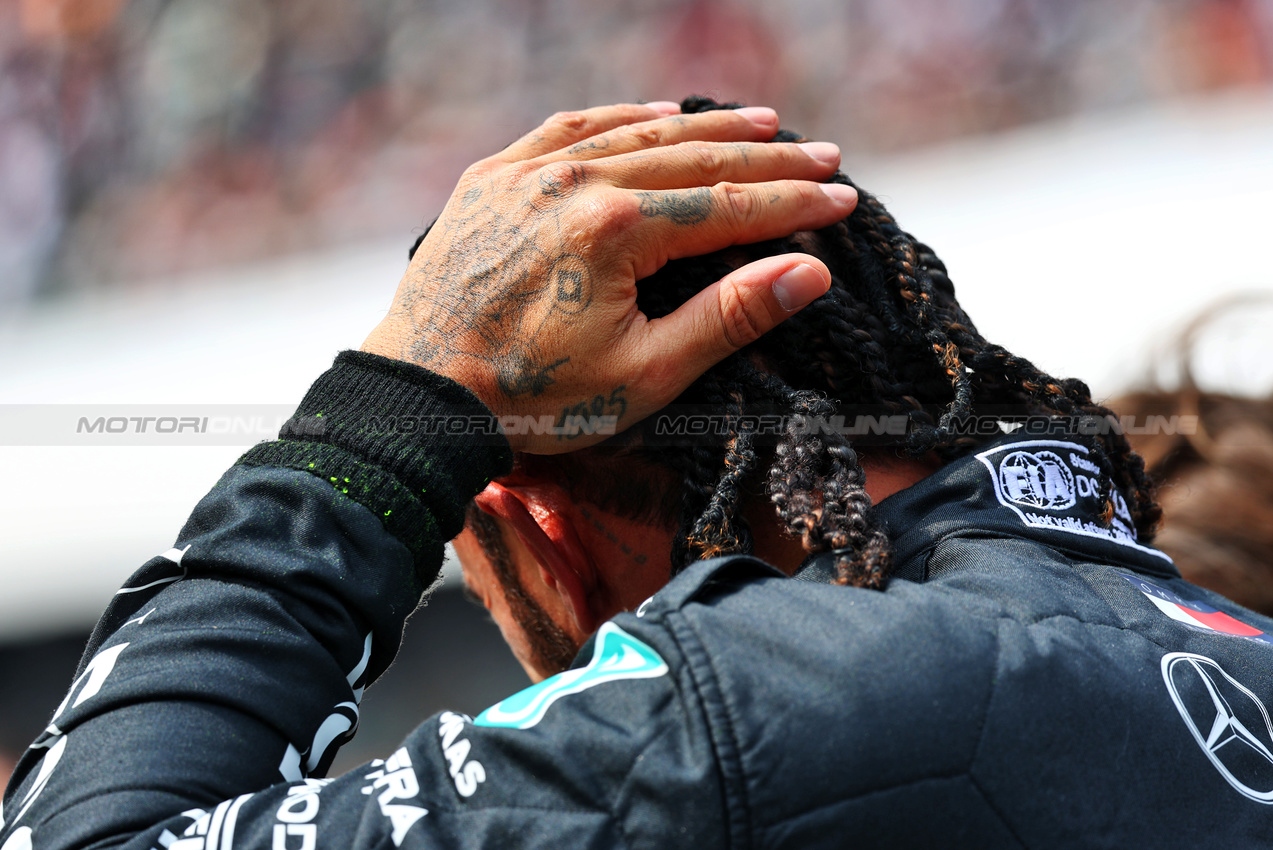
[474,480,601,635]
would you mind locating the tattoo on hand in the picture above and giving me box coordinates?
[390,168,608,404]
[497,353,571,398]
[398,217,573,398]
[636,188,712,225]
[556,386,626,441]
[538,164,586,198]
[567,136,610,155]
[548,254,593,314]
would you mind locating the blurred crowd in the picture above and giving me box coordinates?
[2,0,1271,303]
[1112,297,1273,617]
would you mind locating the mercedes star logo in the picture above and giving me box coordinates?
[1162,652,1273,803]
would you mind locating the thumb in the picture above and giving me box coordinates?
[642,253,830,390]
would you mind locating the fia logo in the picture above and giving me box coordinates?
[1162,652,1273,803]
[997,450,1076,510]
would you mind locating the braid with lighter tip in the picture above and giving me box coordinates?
[627,95,1160,588]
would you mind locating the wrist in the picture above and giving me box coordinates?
[247,350,513,547]
[360,321,508,425]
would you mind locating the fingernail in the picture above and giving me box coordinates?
[734,106,778,126]
[645,101,682,115]
[820,183,858,206]
[772,264,828,312]
[798,142,840,165]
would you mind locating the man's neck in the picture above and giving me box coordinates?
[746,451,939,576]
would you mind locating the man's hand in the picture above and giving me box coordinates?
[361,101,857,452]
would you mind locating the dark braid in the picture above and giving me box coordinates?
[666,364,743,568]
[626,95,1160,587]
[837,186,977,450]
[686,407,756,560]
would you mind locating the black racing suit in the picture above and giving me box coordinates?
[5,351,1273,848]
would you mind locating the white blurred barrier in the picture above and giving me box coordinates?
[2,92,1271,639]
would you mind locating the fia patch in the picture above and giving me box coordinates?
[975,440,1171,561]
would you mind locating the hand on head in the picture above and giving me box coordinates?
[362,100,865,679]
[361,101,855,452]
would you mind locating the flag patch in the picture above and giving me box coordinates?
[1124,574,1273,645]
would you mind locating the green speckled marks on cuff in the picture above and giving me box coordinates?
[235,351,514,581]
[237,440,442,585]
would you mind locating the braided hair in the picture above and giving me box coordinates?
[422,95,1162,590]
[633,95,1159,588]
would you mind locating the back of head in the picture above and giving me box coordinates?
[630,96,1161,586]
[452,96,1162,588]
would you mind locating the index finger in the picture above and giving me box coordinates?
[498,102,682,163]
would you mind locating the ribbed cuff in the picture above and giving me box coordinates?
[237,351,513,579]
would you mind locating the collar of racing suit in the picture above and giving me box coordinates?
[793,433,1180,586]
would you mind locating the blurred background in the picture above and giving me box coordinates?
[2,0,1273,784]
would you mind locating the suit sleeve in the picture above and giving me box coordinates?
[0,353,728,850]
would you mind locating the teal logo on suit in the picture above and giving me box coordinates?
[474,622,668,730]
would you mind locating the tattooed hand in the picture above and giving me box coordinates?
[361,101,857,452]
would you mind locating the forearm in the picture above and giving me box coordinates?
[0,352,511,846]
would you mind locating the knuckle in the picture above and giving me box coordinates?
[717,285,768,349]
[688,143,726,181]
[715,181,756,226]
[499,160,538,188]
[628,124,665,148]
[578,191,640,240]
[453,164,493,199]
[539,160,582,181]
[546,110,590,134]
[536,160,589,195]
[459,160,493,183]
